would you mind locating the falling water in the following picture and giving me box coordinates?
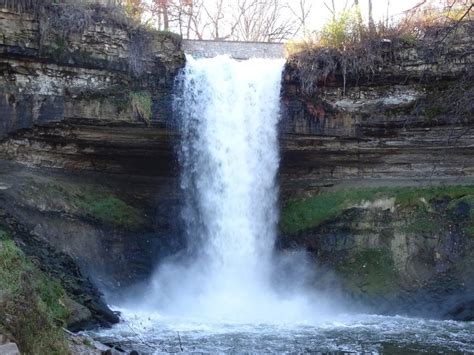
[141,54,324,322]
[176,54,281,310]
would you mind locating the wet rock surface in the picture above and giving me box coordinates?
[0,3,185,304]
[0,334,20,355]
[279,21,474,198]
[0,3,472,336]
[0,160,184,292]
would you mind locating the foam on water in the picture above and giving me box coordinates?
[93,311,474,354]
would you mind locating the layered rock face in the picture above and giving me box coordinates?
[279,21,474,319]
[280,21,473,197]
[0,5,185,299]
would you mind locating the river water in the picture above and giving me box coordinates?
[93,55,473,353]
[93,311,474,354]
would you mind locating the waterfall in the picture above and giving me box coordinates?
[140,55,331,323]
[177,55,281,316]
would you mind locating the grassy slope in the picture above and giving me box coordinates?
[20,180,145,230]
[0,225,70,354]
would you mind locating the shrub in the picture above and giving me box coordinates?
[319,10,363,49]
[286,9,386,95]
[46,1,92,37]
[131,90,153,123]
[286,2,473,95]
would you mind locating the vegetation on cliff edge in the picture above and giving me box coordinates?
[286,2,473,95]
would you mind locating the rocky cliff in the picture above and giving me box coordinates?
[279,20,474,320]
[0,2,185,336]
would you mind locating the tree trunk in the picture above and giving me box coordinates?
[163,5,169,30]
[368,0,374,31]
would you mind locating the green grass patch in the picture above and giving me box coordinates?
[131,91,152,124]
[20,181,145,229]
[281,188,381,234]
[0,239,29,294]
[0,236,69,354]
[0,225,9,240]
[400,209,442,235]
[75,194,144,229]
[281,185,474,234]
[337,248,399,296]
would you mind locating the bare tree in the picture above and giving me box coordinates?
[368,0,374,31]
[184,0,208,39]
[324,0,337,20]
[289,0,313,37]
[233,0,297,42]
[353,0,364,30]
[145,0,312,41]
[324,0,351,20]
[203,0,235,39]
[147,0,170,30]
[124,0,146,22]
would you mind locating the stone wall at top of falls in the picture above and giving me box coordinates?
[280,20,474,198]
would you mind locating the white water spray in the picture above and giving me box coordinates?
[133,55,337,323]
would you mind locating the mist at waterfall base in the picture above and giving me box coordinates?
[93,56,474,353]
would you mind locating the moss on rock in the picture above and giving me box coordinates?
[336,248,399,297]
[131,90,152,124]
[280,184,474,313]
[400,208,442,234]
[19,180,145,230]
[281,185,474,234]
[75,193,144,229]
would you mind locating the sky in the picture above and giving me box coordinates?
[143,0,425,40]
[303,0,422,33]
